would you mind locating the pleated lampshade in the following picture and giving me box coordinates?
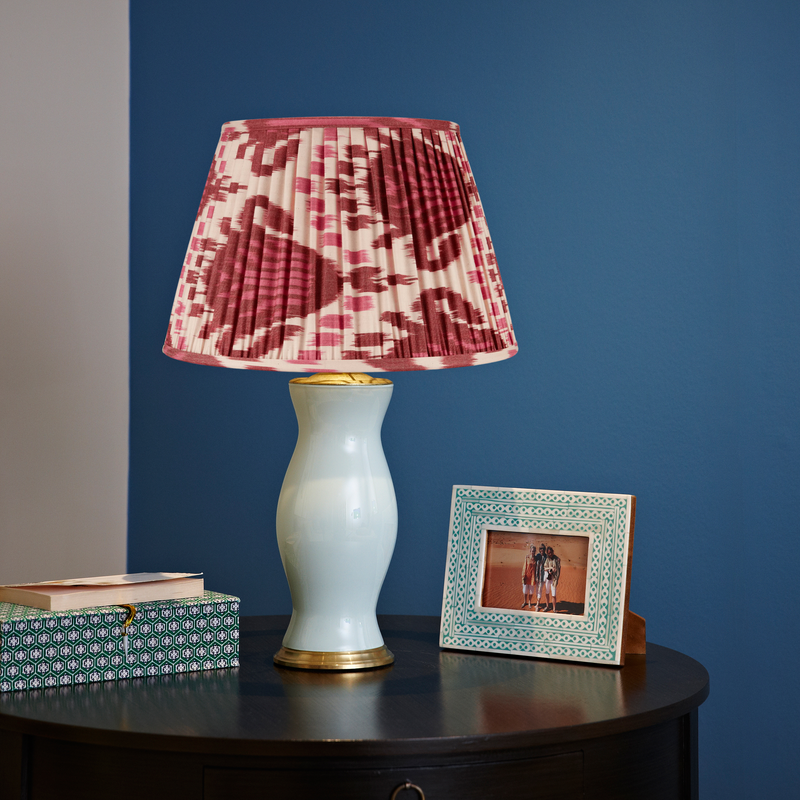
[164,116,517,372]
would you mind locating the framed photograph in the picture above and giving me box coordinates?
[440,486,636,666]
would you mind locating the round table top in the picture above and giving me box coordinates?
[0,615,709,759]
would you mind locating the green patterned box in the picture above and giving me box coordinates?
[0,590,239,692]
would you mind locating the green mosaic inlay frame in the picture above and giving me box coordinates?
[439,486,635,666]
[0,590,239,692]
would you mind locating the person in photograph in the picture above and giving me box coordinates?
[541,545,561,612]
[521,543,537,608]
[533,542,547,611]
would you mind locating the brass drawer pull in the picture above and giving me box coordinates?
[390,780,426,799]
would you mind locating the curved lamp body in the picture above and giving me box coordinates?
[275,382,397,668]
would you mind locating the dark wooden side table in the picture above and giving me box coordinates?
[0,615,708,800]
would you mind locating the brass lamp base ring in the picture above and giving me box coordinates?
[273,644,395,671]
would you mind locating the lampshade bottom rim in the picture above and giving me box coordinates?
[162,343,518,373]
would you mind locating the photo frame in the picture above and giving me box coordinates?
[440,486,637,666]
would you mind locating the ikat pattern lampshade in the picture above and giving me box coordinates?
[164,116,517,372]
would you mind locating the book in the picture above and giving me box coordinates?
[0,572,204,611]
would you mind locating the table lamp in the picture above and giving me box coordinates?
[164,116,516,669]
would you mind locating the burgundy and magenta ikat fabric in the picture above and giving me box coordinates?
[164,117,517,372]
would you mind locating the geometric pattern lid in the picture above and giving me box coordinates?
[163,117,517,372]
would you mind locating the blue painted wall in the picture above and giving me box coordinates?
[130,2,799,796]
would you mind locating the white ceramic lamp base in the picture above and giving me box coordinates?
[274,375,397,670]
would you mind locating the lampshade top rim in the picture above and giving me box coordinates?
[224,116,459,132]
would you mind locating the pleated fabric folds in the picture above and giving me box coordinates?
[164,116,517,372]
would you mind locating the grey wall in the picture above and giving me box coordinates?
[0,1,129,582]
